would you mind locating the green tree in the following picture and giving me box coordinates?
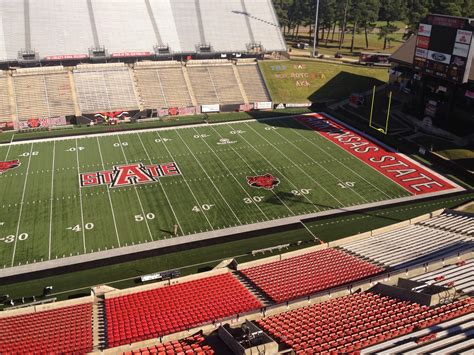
[379,0,406,50]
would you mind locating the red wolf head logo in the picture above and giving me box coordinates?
[0,159,21,174]
[247,174,280,190]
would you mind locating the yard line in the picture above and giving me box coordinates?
[207,125,295,215]
[10,143,34,267]
[117,135,154,241]
[48,141,56,260]
[155,131,214,230]
[246,123,356,206]
[192,127,269,221]
[284,119,393,199]
[75,139,87,254]
[136,133,184,236]
[175,129,242,225]
[226,123,319,210]
[96,137,121,247]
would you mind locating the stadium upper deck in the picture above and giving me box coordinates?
[0,0,286,62]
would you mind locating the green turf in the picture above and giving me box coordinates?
[0,116,413,269]
[259,60,388,104]
[1,191,471,303]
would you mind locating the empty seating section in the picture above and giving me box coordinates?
[187,66,220,105]
[412,259,474,295]
[123,333,215,355]
[74,64,139,113]
[207,65,244,104]
[156,67,193,107]
[419,212,474,235]
[13,68,75,120]
[240,249,383,303]
[135,64,196,109]
[341,224,472,269]
[105,273,261,347]
[0,73,11,122]
[256,292,474,354]
[0,303,93,353]
[361,311,474,354]
[237,65,270,103]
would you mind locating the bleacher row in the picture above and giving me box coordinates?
[0,210,472,354]
[0,61,270,122]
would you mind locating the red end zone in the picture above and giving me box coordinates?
[296,113,457,195]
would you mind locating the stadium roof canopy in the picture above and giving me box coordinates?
[0,0,286,61]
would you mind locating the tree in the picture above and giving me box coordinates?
[379,0,406,50]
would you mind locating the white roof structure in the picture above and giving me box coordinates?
[0,0,286,61]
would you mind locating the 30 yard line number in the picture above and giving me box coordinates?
[0,233,28,244]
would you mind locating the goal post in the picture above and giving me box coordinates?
[368,85,393,135]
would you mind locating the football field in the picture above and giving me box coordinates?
[0,115,456,269]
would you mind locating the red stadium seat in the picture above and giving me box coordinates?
[106,273,261,347]
[241,249,384,302]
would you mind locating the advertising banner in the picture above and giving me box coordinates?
[201,104,220,113]
[254,102,272,110]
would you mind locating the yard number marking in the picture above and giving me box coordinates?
[134,213,156,222]
[338,182,356,189]
[1,233,28,244]
[243,196,264,204]
[67,223,94,232]
[192,204,215,213]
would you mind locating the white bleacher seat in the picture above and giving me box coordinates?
[341,213,473,269]
[12,67,75,120]
[74,64,139,113]
[237,64,270,103]
[0,72,12,122]
[187,66,219,105]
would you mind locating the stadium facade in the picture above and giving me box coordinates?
[0,0,286,63]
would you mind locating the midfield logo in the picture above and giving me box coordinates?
[80,162,181,188]
[247,174,280,190]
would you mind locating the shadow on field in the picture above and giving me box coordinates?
[265,191,314,207]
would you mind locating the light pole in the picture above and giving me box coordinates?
[312,0,320,57]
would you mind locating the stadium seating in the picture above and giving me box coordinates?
[418,211,474,235]
[187,66,220,105]
[256,292,474,354]
[240,248,384,303]
[123,332,215,355]
[361,311,474,354]
[207,65,244,104]
[0,72,11,122]
[341,222,472,269]
[237,64,271,103]
[74,64,139,114]
[105,273,261,347]
[12,67,75,120]
[134,62,193,108]
[0,303,93,353]
[412,259,474,295]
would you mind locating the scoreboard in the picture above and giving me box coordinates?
[413,14,474,83]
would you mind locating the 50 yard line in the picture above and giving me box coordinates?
[10,143,34,267]
[97,137,121,248]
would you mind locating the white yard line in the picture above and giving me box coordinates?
[245,123,350,206]
[207,124,296,215]
[75,139,87,254]
[48,141,56,260]
[226,122,319,210]
[136,133,184,236]
[191,127,270,221]
[175,129,242,225]
[155,130,214,231]
[289,118,394,199]
[117,135,154,241]
[96,137,121,247]
[10,144,34,267]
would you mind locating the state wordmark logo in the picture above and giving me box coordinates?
[80,162,181,188]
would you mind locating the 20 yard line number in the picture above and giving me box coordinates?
[0,233,28,244]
